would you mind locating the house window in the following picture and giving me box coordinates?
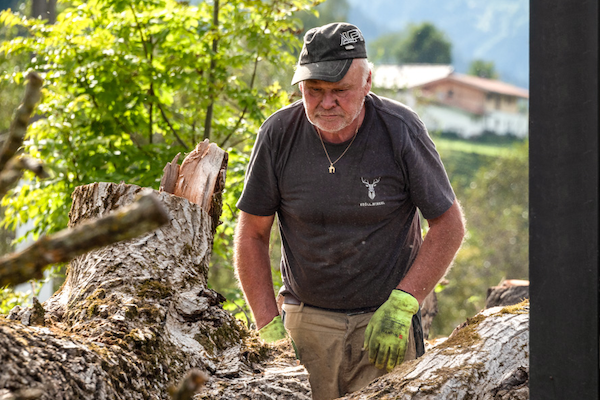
[447,90,454,98]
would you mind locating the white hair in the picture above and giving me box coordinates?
[356,58,373,83]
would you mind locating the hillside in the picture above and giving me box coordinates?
[346,0,529,88]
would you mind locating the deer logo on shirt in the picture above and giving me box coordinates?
[361,177,381,200]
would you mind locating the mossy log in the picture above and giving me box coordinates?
[340,302,530,400]
[0,182,301,400]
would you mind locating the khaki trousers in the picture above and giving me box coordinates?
[282,303,416,400]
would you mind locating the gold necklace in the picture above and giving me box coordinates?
[316,124,359,174]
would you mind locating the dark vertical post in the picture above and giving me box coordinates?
[530,1,599,399]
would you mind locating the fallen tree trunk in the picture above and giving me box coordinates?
[0,182,275,399]
[340,302,530,400]
[199,303,529,400]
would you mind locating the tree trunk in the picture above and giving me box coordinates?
[0,182,283,399]
[340,302,529,400]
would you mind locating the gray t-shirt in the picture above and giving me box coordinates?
[237,93,455,310]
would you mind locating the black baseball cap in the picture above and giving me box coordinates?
[291,22,368,85]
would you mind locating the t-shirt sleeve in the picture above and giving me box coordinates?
[236,125,281,216]
[402,120,455,220]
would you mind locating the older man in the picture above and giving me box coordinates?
[234,22,465,400]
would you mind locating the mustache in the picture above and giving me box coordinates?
[315,112,342,117]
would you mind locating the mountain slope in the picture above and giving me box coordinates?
[347,0,529,88]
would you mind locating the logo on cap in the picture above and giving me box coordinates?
[340,29,364,50]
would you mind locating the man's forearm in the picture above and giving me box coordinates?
[397,199,465,304]
[234,212,279,330]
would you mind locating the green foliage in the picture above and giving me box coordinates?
[369,22,452,65]
[0,0,315,238]
[468,59,499,79]
[0,0,317,318]
[0,285,30,314]
[0,263,64,314]
[0,0,29,135]
[296,0,348,32]
[431,141,529,337]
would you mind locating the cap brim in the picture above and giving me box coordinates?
[291,59,353,85]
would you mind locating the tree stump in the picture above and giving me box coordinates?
[0,182,280,399]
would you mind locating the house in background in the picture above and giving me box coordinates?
[372,64,529,139]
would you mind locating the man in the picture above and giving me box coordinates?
[234,22,465,399]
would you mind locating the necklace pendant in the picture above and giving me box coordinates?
[328,165,336,173]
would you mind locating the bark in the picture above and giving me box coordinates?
[0,182,280,400]
[340,302,530,400]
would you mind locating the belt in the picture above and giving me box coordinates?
[283,294,379,315]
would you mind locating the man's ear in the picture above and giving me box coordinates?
[364,71,372,95]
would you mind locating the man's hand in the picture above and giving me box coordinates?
[258,315,287,343]
[364,290,419,371]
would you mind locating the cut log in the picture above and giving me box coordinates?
[340,301,529,400]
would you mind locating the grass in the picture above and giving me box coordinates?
[432,134,527,192]
[434,137,518,158]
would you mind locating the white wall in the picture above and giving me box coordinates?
[419,104,529,138]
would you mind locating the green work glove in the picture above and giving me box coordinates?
[364,290,419,372]
[258,315,287,343]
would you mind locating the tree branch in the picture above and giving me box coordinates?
[157,101,191,150]
[219,14,269,148]
[0,156,48,199]
[0,190,169,287]
[0,71,44,172]
[129,3,150,60]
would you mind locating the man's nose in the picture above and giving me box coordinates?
[321,92,337,109]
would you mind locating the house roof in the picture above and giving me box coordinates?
[421,73,530,99]
[372,64,454,90]
[372,64,529,99]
